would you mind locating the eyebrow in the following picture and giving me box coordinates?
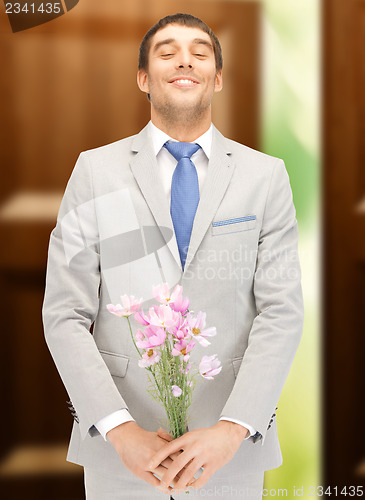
[152,38,213,52]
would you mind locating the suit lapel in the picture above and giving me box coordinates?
[184,126,235,272]
[129,124,235,275]
[129,125,182,271]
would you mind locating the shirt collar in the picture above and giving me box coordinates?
[148,120,212,160]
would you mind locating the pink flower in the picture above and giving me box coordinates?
[199,354,222,380]
[171,385,182,397]
[138,348,161,367]
[134,309,150,326]
[148,304,180,331]
[106,295,142,317]
[136,325,166,349]
[172,338,196,362]
[153,283,182,305]
[169,287,190,314]
[135,329,144,341]
[188,311,217,347]
[170,315,189,340]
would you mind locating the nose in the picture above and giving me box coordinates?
[177,49,193,69]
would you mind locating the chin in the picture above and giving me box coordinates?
[152,96,207,121]
[173,95,204,109]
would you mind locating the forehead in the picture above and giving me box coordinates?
[150,24,212,48]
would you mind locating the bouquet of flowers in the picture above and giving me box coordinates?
[106,283,222,439]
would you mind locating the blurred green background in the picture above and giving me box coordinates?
[0,0,320,496]
[261,0,320,495]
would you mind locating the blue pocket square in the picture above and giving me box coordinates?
[212,215,256,227]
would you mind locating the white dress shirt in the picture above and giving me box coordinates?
[95,121,257,441]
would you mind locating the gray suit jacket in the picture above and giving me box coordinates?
[42,124,303,490]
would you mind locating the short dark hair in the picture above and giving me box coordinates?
[138,13,223,72]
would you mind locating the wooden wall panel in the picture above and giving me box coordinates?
[0,2,261,496]
[323,0,365,487]
[1,0,260,195]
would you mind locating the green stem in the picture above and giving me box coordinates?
[149,365,164,404]
[126,316,142,357]
[125,317,189,438]
[162,345,180,438]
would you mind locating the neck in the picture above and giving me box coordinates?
[151,109,211,142]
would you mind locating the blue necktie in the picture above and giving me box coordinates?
[163,141,201,270]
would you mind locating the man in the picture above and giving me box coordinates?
[42,13,304,500]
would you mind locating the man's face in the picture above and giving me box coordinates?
[137,24,223,122]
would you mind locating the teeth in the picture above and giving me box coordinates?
[174,79,195,84]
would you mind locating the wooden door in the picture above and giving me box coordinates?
[0,1,261,496]
[323,0,365,487]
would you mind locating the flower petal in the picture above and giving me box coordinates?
[171,385,182,397]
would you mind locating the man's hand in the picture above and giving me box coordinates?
[150,421,248,492]
[107,421,179,491]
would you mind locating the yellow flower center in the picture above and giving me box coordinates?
[181,348,187,355]
[192,328,200,336]
[147,349,154,357]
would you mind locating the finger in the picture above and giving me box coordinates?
[156,484,172,495]
[155,453,181,469]
[148,436,187,470]
[152,465,181,486]
[140,470,171,491]
[174,458,204,491]
[159,451,195,490]
[162,455,191,477]
[159,457,188,475]
[157,428,173,441]
[170,450,183,461]
[187,466,213,490]
[160,457,173,468]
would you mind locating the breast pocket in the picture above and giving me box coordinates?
[211,215,256,236]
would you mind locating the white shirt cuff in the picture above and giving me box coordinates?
[219,416,257,440]
[95,409,135,441]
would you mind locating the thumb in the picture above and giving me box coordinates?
[157,427,173,442]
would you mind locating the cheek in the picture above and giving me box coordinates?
[202,68,219,85]
[148,73,165,90]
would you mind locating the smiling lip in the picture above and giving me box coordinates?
[169,77,199,87]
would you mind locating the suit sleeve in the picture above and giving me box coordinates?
[42,152,127,440]
[220,158,304,445]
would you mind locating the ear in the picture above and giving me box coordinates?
[214,70,223,93]
[137,69,149,94]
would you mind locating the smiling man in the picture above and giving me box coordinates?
[137,21,222,143]
[43,13,304,500]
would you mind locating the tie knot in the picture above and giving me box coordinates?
[163,141,201,161]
